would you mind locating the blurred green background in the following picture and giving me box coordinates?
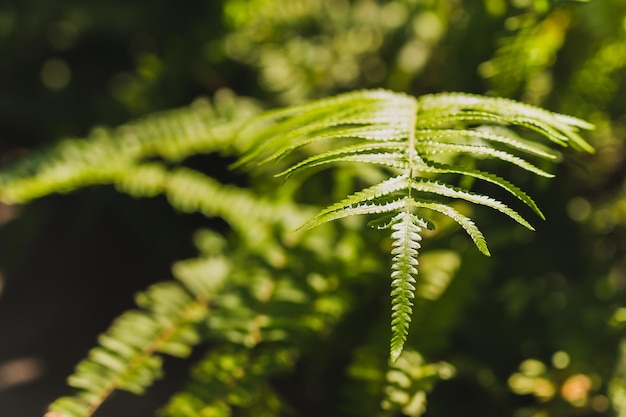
[1,0,626,416]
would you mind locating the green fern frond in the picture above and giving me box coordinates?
[6,156,313,253]
[241,89,592,360]
[0,92,260,204]
[46,256,231,417]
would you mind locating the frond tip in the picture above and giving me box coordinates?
[389,211,429,362]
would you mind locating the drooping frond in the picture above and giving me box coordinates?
[389,211,428,362]
[41,219,359,417]
[45,254,231,417]
[47,227,350,417]
[0,91,260,204]
[0,90,309,250]
[240,89,593,360]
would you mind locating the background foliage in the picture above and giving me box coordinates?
[1,0,626,416]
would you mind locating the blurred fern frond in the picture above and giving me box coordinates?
[240,89,593,360]
[0,91,261,204]
[479,9,572,100]
[45,253,231,417]
[220,0,447,103]
[381,349,455,417]
[159,344,297,417]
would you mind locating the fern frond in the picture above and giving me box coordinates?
[0,93,260,204]
[46,256,231,417]
[241,89,592,360]
[163,229,355,416]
